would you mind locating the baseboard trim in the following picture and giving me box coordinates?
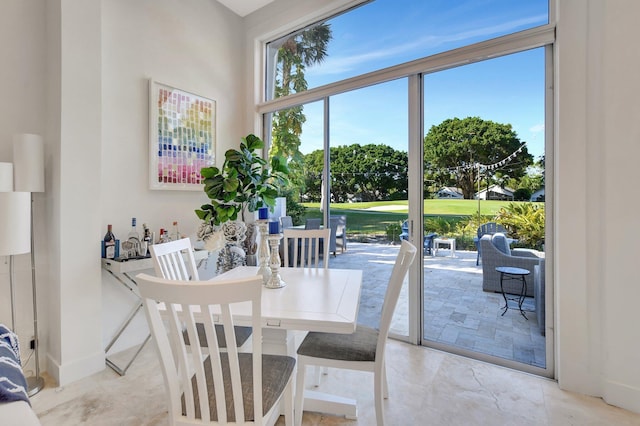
[603,379,640,414]
[46,350,105,387]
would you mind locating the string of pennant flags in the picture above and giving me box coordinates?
[304,142,527,179]
[476,143,527,171]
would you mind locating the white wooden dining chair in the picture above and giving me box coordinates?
[283,228,330,270]
[150,238,200,281]
[137,273,295,425]
[150,238,252,349]
[294,240,417,426]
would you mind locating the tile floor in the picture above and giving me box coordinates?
[28,242,639,424]
[31,339,640,425]
[327,243,545,368]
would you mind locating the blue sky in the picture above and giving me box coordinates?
[296,0,548,161]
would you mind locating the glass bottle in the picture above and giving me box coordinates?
[127,217,141,243]
[141,223,152,257]
[102,224,118,259]
[171,221,180,241]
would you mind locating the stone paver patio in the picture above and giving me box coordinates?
[327,241,546,368]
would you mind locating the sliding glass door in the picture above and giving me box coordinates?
[421,48,549,373]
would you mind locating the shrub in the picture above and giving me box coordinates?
[425,216,459,237]
[280,188,306,225]
[386,222,403,243]
[494,202,545,250]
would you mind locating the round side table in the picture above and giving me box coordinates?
[495,266,530,319]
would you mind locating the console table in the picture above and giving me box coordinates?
[101,249,209,375]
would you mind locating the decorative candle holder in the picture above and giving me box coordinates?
[266,233,285,289]
[256,219,270,285]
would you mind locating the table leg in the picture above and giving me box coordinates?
[499,272,528,319]
[499,272,509,316]
[103,269,150,375]
[517,276,528,319]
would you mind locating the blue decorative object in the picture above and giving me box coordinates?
[258,207,269,220]
[269,221,280,234]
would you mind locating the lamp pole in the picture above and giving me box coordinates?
[477,163,481,216]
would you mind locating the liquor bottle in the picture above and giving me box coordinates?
[127,217,141,243]
[102,224,118,259]
[141,223,152,257]
[142,223,152,245]
[171,221,181,241]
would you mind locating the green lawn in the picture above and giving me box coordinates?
[303,199,513,216]
[300,199,539,242]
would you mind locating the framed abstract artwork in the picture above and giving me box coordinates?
[149,79,215,190]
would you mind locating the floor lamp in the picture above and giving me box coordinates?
[0,191,31,349]
[13,133,45,396]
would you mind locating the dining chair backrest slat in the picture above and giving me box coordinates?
[149,238,199,281]
[283,228,330,270]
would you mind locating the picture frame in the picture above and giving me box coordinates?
[149,79,216,190]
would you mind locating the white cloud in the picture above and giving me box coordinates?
[529,123,545,133]
[308,14,547,77]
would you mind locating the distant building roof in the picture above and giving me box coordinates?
[437,186,463,199]
[476,185,514,200]
[530,188,545,201]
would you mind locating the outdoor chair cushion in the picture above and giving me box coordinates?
[491,233,511,255]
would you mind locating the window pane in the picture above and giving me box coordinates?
[266,0,548,99]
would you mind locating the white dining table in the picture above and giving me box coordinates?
[210,265,363,419]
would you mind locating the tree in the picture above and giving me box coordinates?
[303,144,408,203]
[269,24,332,191]
[423,117,533,199]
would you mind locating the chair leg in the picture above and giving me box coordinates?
[382,364,389,399]
[313,365,321,386]
[374,370,385,426]
[284,375,294,426]
[294,362,307,426]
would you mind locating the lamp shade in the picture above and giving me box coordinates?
[13,134,45,193]
[0,162,13,192]
[0,192,31,255]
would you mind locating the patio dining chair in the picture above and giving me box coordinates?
[280,215,294,229]
[304,218,322,229]
[150,238,252,350]
[400,220,437,255]
[294,240,417,426]
[330,215,347,252]
[137,273,295,425]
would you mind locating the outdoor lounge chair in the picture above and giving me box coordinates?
[479,233,545,298]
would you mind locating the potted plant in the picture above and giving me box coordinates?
[195,134,289,269]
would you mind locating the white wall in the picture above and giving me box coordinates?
[0,0,48,375]
[556,0,640,413]
[99,0,245,354]
[0,0,246,384]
